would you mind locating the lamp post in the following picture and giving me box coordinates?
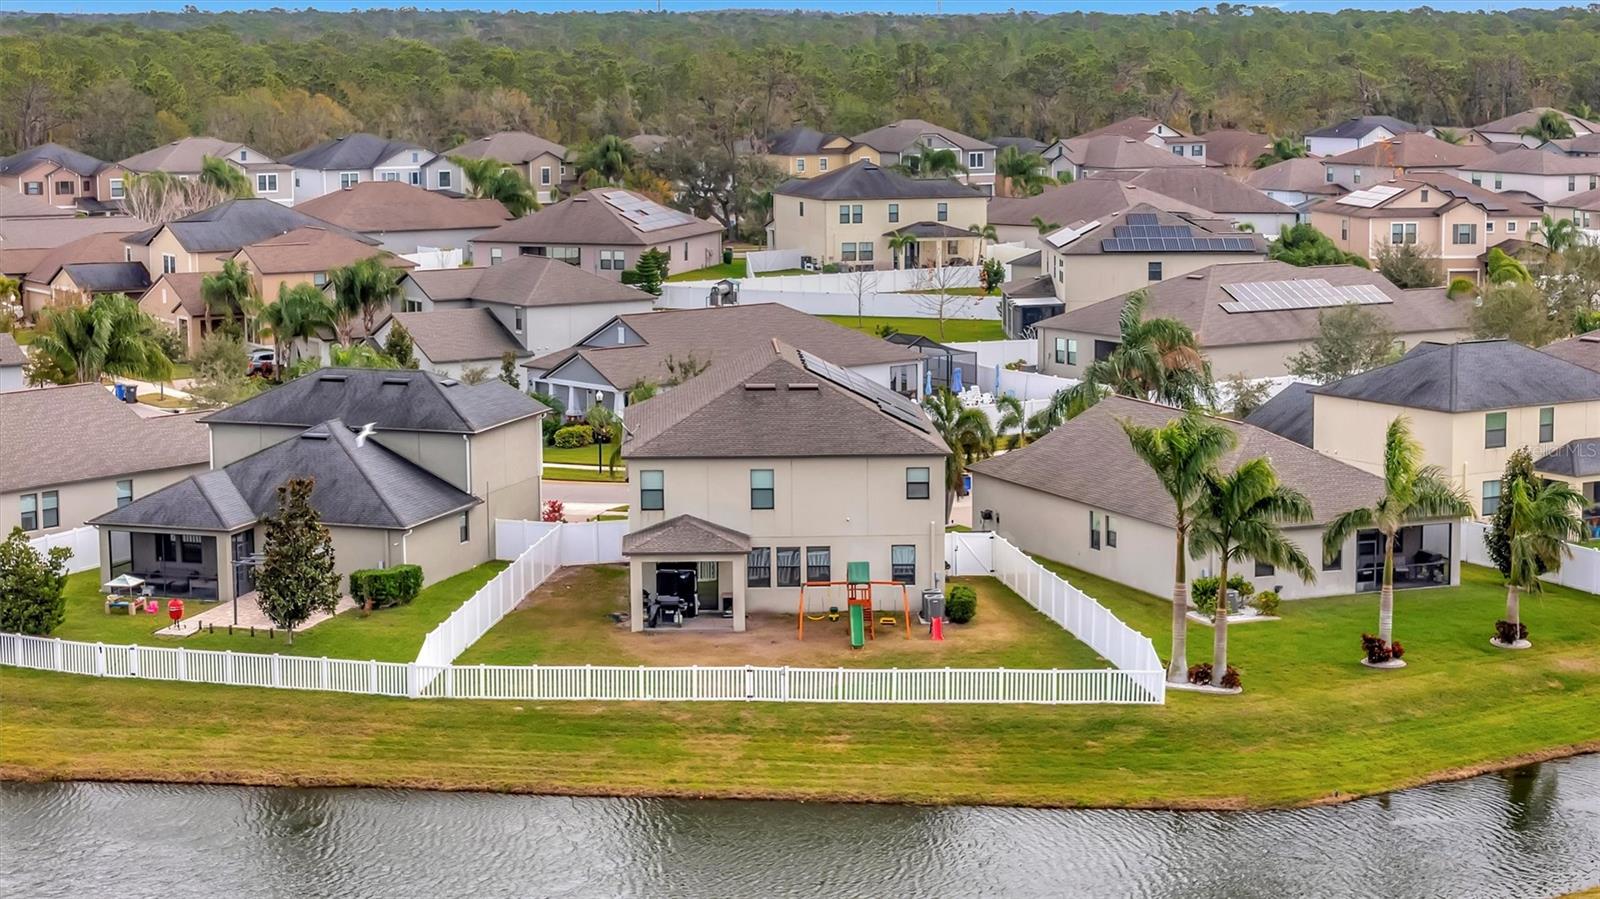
[594,390,605,473]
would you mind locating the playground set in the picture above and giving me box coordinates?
[797,561,943,647]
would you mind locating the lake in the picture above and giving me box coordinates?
[3,754,1598,898]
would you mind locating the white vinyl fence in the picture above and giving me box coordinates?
[659,265,1000,320]
[744,248,804,276]
[1462,519,1600,594]
[29,526,99,573]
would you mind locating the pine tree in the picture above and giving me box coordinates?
[0,526,71,635]
[633,248,671,295]
[253,478,340,644]
[499,351,520,390]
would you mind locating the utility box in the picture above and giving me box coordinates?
[921,589,945,624]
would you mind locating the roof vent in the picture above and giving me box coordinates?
[318,374,347,382]
[787,382,819,391]
[744,383,776,391]
[440,378,459,387]
[1186,272,1206,279]
[381,376,410,385]
[301,432,329,440]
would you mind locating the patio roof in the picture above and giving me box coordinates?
[884,221,973,239]
[1533,437,1600,478]
[622,514,752,556]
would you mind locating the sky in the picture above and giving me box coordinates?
[0,0,1583,14]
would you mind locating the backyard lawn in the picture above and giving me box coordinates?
[5,560,1598,810]
[541,466,627,483]
[821,315,1006,342]
[542,441,623,468]
[666,260,746,281]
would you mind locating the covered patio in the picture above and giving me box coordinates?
[622,514,750,633]
[98,526,249,603]
[1353,522,1455,593]
[1534,436,1600,539]
[884,222,983,270]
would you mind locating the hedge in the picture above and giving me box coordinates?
[348,564,424,610]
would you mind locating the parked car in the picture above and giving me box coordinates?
[247,348,276,378]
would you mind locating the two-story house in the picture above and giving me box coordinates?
[767,161,988,270]
[281,133,437,204]
[1320,133,1492,190]
[1247,157,1345,219]
[1455,147,1600,205]
[1304,116,1419,158]
[620,339,949,631]
[987,178,1212,250]
[293,181,512,260]
[1044,135,1210,182]
[122,198,376,279]
[752,126,877,179]
[434,131,573,205]
[116,137,295,205]
[90,369,547,603]
[1070,116,1189,151]
[850,119,997,194]
[1468,107,1600,148]
[470,189,724,281]
[0,143,118,213]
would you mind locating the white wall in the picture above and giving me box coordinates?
[0,363,22,393]
[658,266,1000,320]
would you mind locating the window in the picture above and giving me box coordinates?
[1486,221,1495,233]
[906,467,930,500]
[1569,175,1577,192]
[109,178,125,199]
[411,151,420,163]
[891,364,916,395]
[682,242,689,261]
[1067,338,1078,365]
[1540,406,1554,443]
[19,493,36,531]
[550,246,580,266]
[806,546,831,582]
[1324,168,1334,184]
[967,151,984,169]
[458,512,470,543]
[24,181,42,195]
[891,545,916,584]
[776,547,802,587]
[438,170,452,189]
[1471,173,1483,187]
[888,203,899,223]
[1173,145,1184,156]
[55,180,74,195]
[1340,218,1349,240]
[1390,222,1417,245]
[409,171,420,186]
[1147,261,1162,282]
[840,205,850,224]
[1089,511,1101,550]
[1507,220,1518,233]
[852,204,863,224]
[1453,224,1478,245]
[1494,174,1503,190]
[1352,170,1362,185]
[1054,337,1066,364]
[1254,561,1275,577]
[599,249,624,271]
[257,173,277,193]
[1105,515,1117,548]
[1323,547,1343,571]
[1421,189,1429,203]
[1483,480,1502,515]
[402,297,422,312]
[490,248,503,266]
[116,479,133,508]
[819,158,828,171]
[1190,145,1202,157]
[840,242,857,262]
[640,470,664,510]
[382,171,399,182]
[340,172,359,189]
[937,202,948,222]
[857,241,874,262]
[239,149,248,161]
[162,254,176,274]
[750,469,775,509]
[514,308,525,333]
[798,201,804,217]
[747,548,772,587]
[540,166,551,185]
[176,534,201,564]
[796,158,806,173]
[1485,411,1507,448]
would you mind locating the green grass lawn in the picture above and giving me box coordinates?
[888,286,995,297]
[541,466,627,482]
[821,315,1006,342]
[542,441,623,467]
[6,560,1598,809]
[666,260,747,281]
[7,326,37,345]
[51,562,507,662]
[756,267,811,277]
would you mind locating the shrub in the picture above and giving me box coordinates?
[1186,662,1242,689]
[1494,620,1529,644]
[542,499,566,523]
[1361,633,1405,663]
[1447,276,1477,299]
[348,564,424,612]
[553,424,594,448]
[1251,590,1281,617]
[1191,575,1253,616]
[946,584,977,623]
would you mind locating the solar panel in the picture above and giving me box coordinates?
[1218,279,1394,314]
[1335,184,1406,208]
[798,350,932,433]
[1126,213,1159,225]
[600,189,698,233]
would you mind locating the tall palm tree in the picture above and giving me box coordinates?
[1519,110,1576,143]
[31,293,174,384]
[1188,457,1316,688]
[328,256,404,343]
[887,231,920,270]
[574,135,636,187]
[1486,246,1533,285]
[1030,215,1062,235]
[1533,214,1579,255]
[451,155,539,217]
[968,222,998,260]
[1121,412,1239,683]
[1497,477,1585,648]
[257,282,335,376]
[994,145,1056,197]
[922,387,994,521]
[1433,127,1467,146]
[1252,136,1308,169]
[1054,290,1213,418]
[1322,416,1473,661]
[199,155,254,199]
[200,259,257,339]
[994,393,1026,448]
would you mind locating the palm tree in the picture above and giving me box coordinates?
[1252,136,1308,169]
[31,293,174,384]
[1322,416,1473,661]
[994,145,1056,197]
[893,147,967,180]
[1188,457,1316,688]
[968,222,998,260]
[328,342,401,369]
[994,393,1025,448]
[1518,110,1576,143]
[1433,127,1467,145]
[1486,246,1533,285]
[1497,477,1585,648]
[574,135,636,187]
[887,231,920,270]
[1030,215,1062,235]
[257,282,335,376]
[451,155,539,217]
[328,256,403,343]
[922,387,995,521]
[1054,290,1213,418]
[200,259,257,339]
[1122,412,1240,683]
[1532,214,1579,255]
[199,155,253,199]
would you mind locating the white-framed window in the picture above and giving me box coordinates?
[599,249,625,270]
[1190,145,1202,157]
[402,297,423,312]
[459,511,470,543]
[551,246,580,266]
[409,171,420,186]
[257,173,278,193]
[1390,222,1417,244]
[796,157,806,173]
[888,203,899,223]
[1508,220,1518,232]
[891,545,916,584]
[23,181,42,195]
[162,254,176,274]
[490,247,503,266]
[341,172,360,189]
[1569,175,1577,192]
[857,241,874,262]
[937,202,948,222]
[1494,174,1503,189]
[540,166,551,185]
[841,242,857,262]
[116,479,133,508]
[640,470,664,510]
[819,158,828,171]
[1471,173,1483,187]
[514,308,524,332]
[438,170,452,189]
[1353,170,1362,185]
[967,151,984,169]
[19,493,36,531]
[382,171,399,182]
[1324,168,1334,183]
[109,178,125,199]
[239,149,248,161]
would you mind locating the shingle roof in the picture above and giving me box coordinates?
[1552,134,1600,155]
[124,199,374,254]
[1058,136,1208,171]
[622,340,948,460]
[1323,133,1494,168]
[969,395,1383,527]
[762,126,850,156]
[1047,204,1267,257]
[622,514,752,556]
[1554,186,1600,212]
[406,255,653,308]
[1098,169,1296,215]
[1310,173,1542,219]
[0,191,75,220]
[1246,157,1343,195]
[25,232,137,285]
[1532,437,1600,477]
[61,261,151,293]
[293,181,512,234]
[238,226,414,275]
[0,385,208,492]
[1474,107,1600,136]
[526,303,920,388]
[1036,261,1463,346]
[0,142,107,177]
[92,419,479,531]
[143,272,208,316]
[1000,274,1056,299]
[773,160,983,201]
[987,178,1210,228]
[201,367,545,433]
[0,213,147,251]
[988,136,1048,154]
[851,119,993,153]
[1243,381,1316,447]
[444,131,566,164]
[119,137,271,173]
[1539,330,1600,372]
[1305,116,1419,140]
[1072,117,1182,141]
[1312,339,1600,413]
[389,309,523,364]
[282,133,429,171]
[1196,130,1273,167]
[1469,146,1600,176]
[471,188,721,246]
[0,332,25,368]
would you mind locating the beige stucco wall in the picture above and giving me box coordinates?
[141,226,224,277]
[1047,252,1261,311]
[1036,327,1471,380]
[209,423,304,468]
[472,234,724,282]
[464,417,544,545]
[769,194,988,270]
[1,465,206,537]
[762,143,878,178]
[628,455,947,613]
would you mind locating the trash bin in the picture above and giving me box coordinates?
[722,248,734,265]
[122,384,138,404]
[961,472,972,495]
[921,589,945,624]
[112,384,125,401]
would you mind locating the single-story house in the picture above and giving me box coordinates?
[471,188,724,281]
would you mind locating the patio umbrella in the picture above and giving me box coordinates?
[952,365,964,393]
[994,364,1001,397]
[103,574,145,591]
[924,367,933,396]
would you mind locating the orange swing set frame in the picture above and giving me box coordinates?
[795,578,912,641]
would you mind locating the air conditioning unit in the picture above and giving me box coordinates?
[707,278,739,307]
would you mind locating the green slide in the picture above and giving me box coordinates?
[849,604,865,649]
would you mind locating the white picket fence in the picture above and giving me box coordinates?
[1462,519,1600,594]
[28,526,99,572]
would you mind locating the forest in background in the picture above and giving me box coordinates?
[3,5,1600,162]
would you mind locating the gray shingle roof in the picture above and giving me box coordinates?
[762,126,849,156]
[389,309,523,364]
[201,367,545,434]
[1312,340,1600,413]
[0,385,208,492]
[1099,169,1296,215]
[622,514,752,556]
[851,119,993,153]
[0,142,107,176]
[774,160,983,201]
[407,255,653,308]
[471,188,722,246]
[92,419,479,531]
[1533,437,1600,477]
[61,262,151,293]
[1244,381,1316,447]
[987,178,1210,228]
[0,332,24,367]
[444,131,566,164]
[969,394,1384,527]
[124,199,374,254]
[1539,330,1600,372]
[1305,116,1419,140]
[283,133,429,171]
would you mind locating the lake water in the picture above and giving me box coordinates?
[4,755,1599,898]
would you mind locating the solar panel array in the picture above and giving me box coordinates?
[1436,184,1509,211]
[797,350,932,433]
[1335,184,1405,208]
[1100,216,1257,253]
[600,190,700,233]
[1219,279,1394,314]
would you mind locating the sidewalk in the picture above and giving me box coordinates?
[155,592,358,637]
